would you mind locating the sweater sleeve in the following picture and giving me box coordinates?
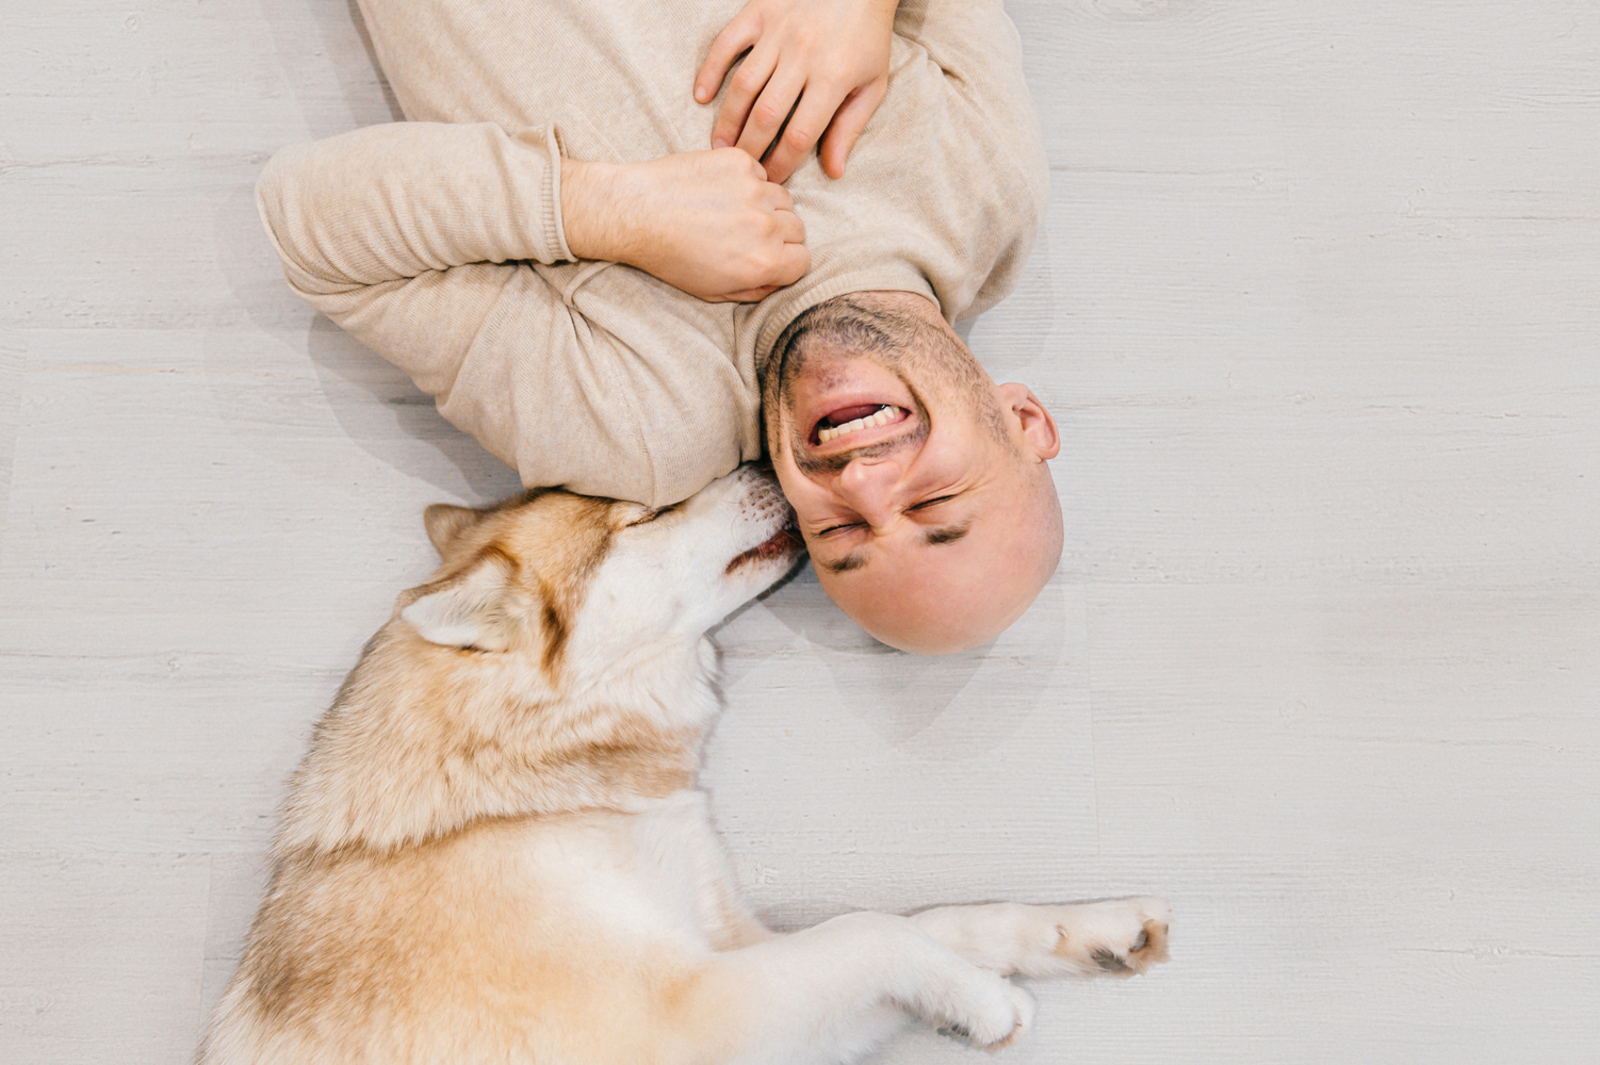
[889,0,1049,319]
[256,121,575,294]
[254,122,692,505]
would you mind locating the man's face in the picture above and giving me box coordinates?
[762,304,1061,652]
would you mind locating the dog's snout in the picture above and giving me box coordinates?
[728,462,790,515]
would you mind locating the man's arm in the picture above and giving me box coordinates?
[258,122,807,304]
[256,122,767,504]
[564,149,808,303]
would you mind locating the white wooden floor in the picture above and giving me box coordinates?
[3,1,1597,1062]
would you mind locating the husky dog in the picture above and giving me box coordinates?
[200,467,1169,1065]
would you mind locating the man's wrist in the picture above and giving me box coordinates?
[560,158,632,263]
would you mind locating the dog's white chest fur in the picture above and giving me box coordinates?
[523,792,743,949]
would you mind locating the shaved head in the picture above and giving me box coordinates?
[762,292,1063,654]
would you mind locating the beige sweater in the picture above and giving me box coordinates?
[257,0,1047,505]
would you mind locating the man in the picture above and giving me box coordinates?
[256,0,1059,653]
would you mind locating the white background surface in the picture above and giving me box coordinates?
[2,1,1597,1062]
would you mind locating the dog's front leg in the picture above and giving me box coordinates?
[702,911,1034,1065]
[909,897,1171,980]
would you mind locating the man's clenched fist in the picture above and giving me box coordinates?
[561,149,809,303]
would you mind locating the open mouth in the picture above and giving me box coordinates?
[725,517,805,575]
[809,404,910,448]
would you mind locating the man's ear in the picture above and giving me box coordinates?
[996,382,1060,460]
[399,552,520,651]
[423,503,481,556]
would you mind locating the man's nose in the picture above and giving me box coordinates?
[835,457,900,527]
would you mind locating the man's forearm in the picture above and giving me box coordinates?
[557,159,621,263]
[259,120,809,307]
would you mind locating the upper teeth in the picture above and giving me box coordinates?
[818,406,896,444]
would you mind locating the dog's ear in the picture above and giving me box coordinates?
[423,503,481,557]
[400,551,520,652]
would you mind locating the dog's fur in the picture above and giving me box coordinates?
[199,467,1169,1065]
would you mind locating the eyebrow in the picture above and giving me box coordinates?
[817,521,973,574]
[819,552,868,575]
[923,522,971,546]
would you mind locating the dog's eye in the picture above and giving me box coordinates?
[624,503,680,528]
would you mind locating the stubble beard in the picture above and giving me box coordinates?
[760,294,1006,475]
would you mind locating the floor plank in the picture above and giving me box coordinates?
[2,1,1597,1062]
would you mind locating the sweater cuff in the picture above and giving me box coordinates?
[546,126,576,264]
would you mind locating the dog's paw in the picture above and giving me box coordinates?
[981,982,1035,1052]
[1058,897,1170,978]
[938,974,1035,1052]
[1009,897,1171,980]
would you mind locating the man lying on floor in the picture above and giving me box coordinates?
[256,0,1059,653]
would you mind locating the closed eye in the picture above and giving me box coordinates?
[817,494,960,536]
[909,494,959,511]
[624,502,682,527]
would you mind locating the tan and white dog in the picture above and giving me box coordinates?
[199,466,1169,1065]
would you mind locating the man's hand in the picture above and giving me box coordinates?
[693,0,897,184]
[561,150,809,303]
